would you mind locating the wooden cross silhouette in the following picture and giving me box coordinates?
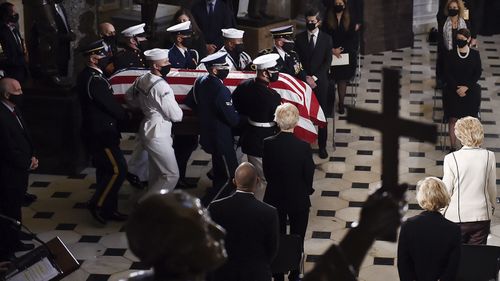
[346,68,437,196]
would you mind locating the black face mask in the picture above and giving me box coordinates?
[334,4,345,13]
[103,35,117,47]
[97,56,110,70]
[448,8,459,17]
[268,71,279,82]
[9,13,19,24]
[159,65,171,76]
[9,94,23,107]
[306,22,317,32]
[282,41,295,53]
[233,44,245,55]
[457,39,468,48]
[182,37,193,49]
[215,69,229,80]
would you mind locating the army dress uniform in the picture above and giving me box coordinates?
[113,47,146,72]
[77,40,128,222]
[260,25,307,82]
[184,53,240,206]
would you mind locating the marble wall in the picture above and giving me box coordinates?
[413,0,438,34]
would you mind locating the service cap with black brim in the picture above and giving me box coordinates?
[270,25,294,40]
[167,21,193,36]
[200,52,229,68]
[80,39,107,56]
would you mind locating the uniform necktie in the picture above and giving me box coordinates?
[308,34,315,51]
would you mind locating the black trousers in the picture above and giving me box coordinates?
[458,220,490,245]
[90,145,127,215]
[0,172,28,259]
[173,135,199,180]
[202,146,238,206]
[314,80,329,149]
[274,208,310,281]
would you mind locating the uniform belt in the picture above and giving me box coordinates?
[248,119,276,128]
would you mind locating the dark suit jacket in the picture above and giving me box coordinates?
[209,192,279,281]
[0,24,27,82]
[294,30,332,108]
[263,132,315,213]
[52,3,73,73]
[397,211,461,281]
[191,0,236,48]
[0,102,33,190]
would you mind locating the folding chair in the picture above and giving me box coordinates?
[456,244,500,281]
[271,234,304,278]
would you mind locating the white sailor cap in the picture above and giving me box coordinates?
[222,28,245,39]
[143,48,169,61]
[253,53,280,70]
[166,21,192,35]
[200,52,228,67]
[121,23,146,37]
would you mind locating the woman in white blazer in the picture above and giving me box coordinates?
[442,116,497,244]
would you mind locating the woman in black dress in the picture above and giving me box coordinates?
[444,28,482,151]
[323,0,358,114]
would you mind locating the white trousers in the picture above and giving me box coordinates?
[127,135,149,181]
[142,136,179,199]
[247,155,267,201]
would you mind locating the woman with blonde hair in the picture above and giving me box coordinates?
[398,177,461,281]
[442,116,496,244]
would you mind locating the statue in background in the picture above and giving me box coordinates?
[25,0,75,86]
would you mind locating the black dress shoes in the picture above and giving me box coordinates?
[126,172,146,189]
[318,148,329,159]
[102,211,128,222]
[175,178,198,189]
[87,203,107,224]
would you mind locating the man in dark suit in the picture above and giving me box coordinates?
[209,162,279,281]
[77,40,128,224]
[0,78,37,260]
[263,103,315,281]
[294,7,333,159]
[0,2,28,84]
[191,0,236,52]
[51,0,75,76]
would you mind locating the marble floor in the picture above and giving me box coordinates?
[16,34,500,281]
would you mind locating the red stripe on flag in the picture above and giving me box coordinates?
[294,126,318,144]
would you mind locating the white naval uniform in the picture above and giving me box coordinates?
[125,72,183,198]
[197,46,252,71]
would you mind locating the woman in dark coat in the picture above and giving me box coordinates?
[322,0,358,114]
[444,28,482,150]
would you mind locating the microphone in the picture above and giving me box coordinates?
[0,214,21,226]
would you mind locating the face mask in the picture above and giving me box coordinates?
[334,4,345,13]
[96,56,110,70]
[9,94,23,107]
[233,44,245,55]
[182,37,193,49]
[9,13,19,23]
[215,69,229,80]
[456,39,468,48]
[306,22,317,32]
[103,35,117,46]
[159,64,171,76]
[282,41,295,53]
[448,8,459,17]
[267,71,279,82]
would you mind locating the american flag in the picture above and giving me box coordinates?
[109,68,326,143]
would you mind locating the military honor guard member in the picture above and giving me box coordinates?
[167,20,201,188]
[166,21,199,69]
[260,25,307,82]
[125,48,183,199]
[77,40,128,224]
[198,28,252,71]
[232,53,282,200]
[113,23,147,72]
[185,52,240,206]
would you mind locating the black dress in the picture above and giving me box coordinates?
[322,15,358,81]
[444,48,482,119]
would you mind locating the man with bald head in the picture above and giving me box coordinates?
[0,78,37,259]
[99,22,117,56]
[208,162,279,281]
